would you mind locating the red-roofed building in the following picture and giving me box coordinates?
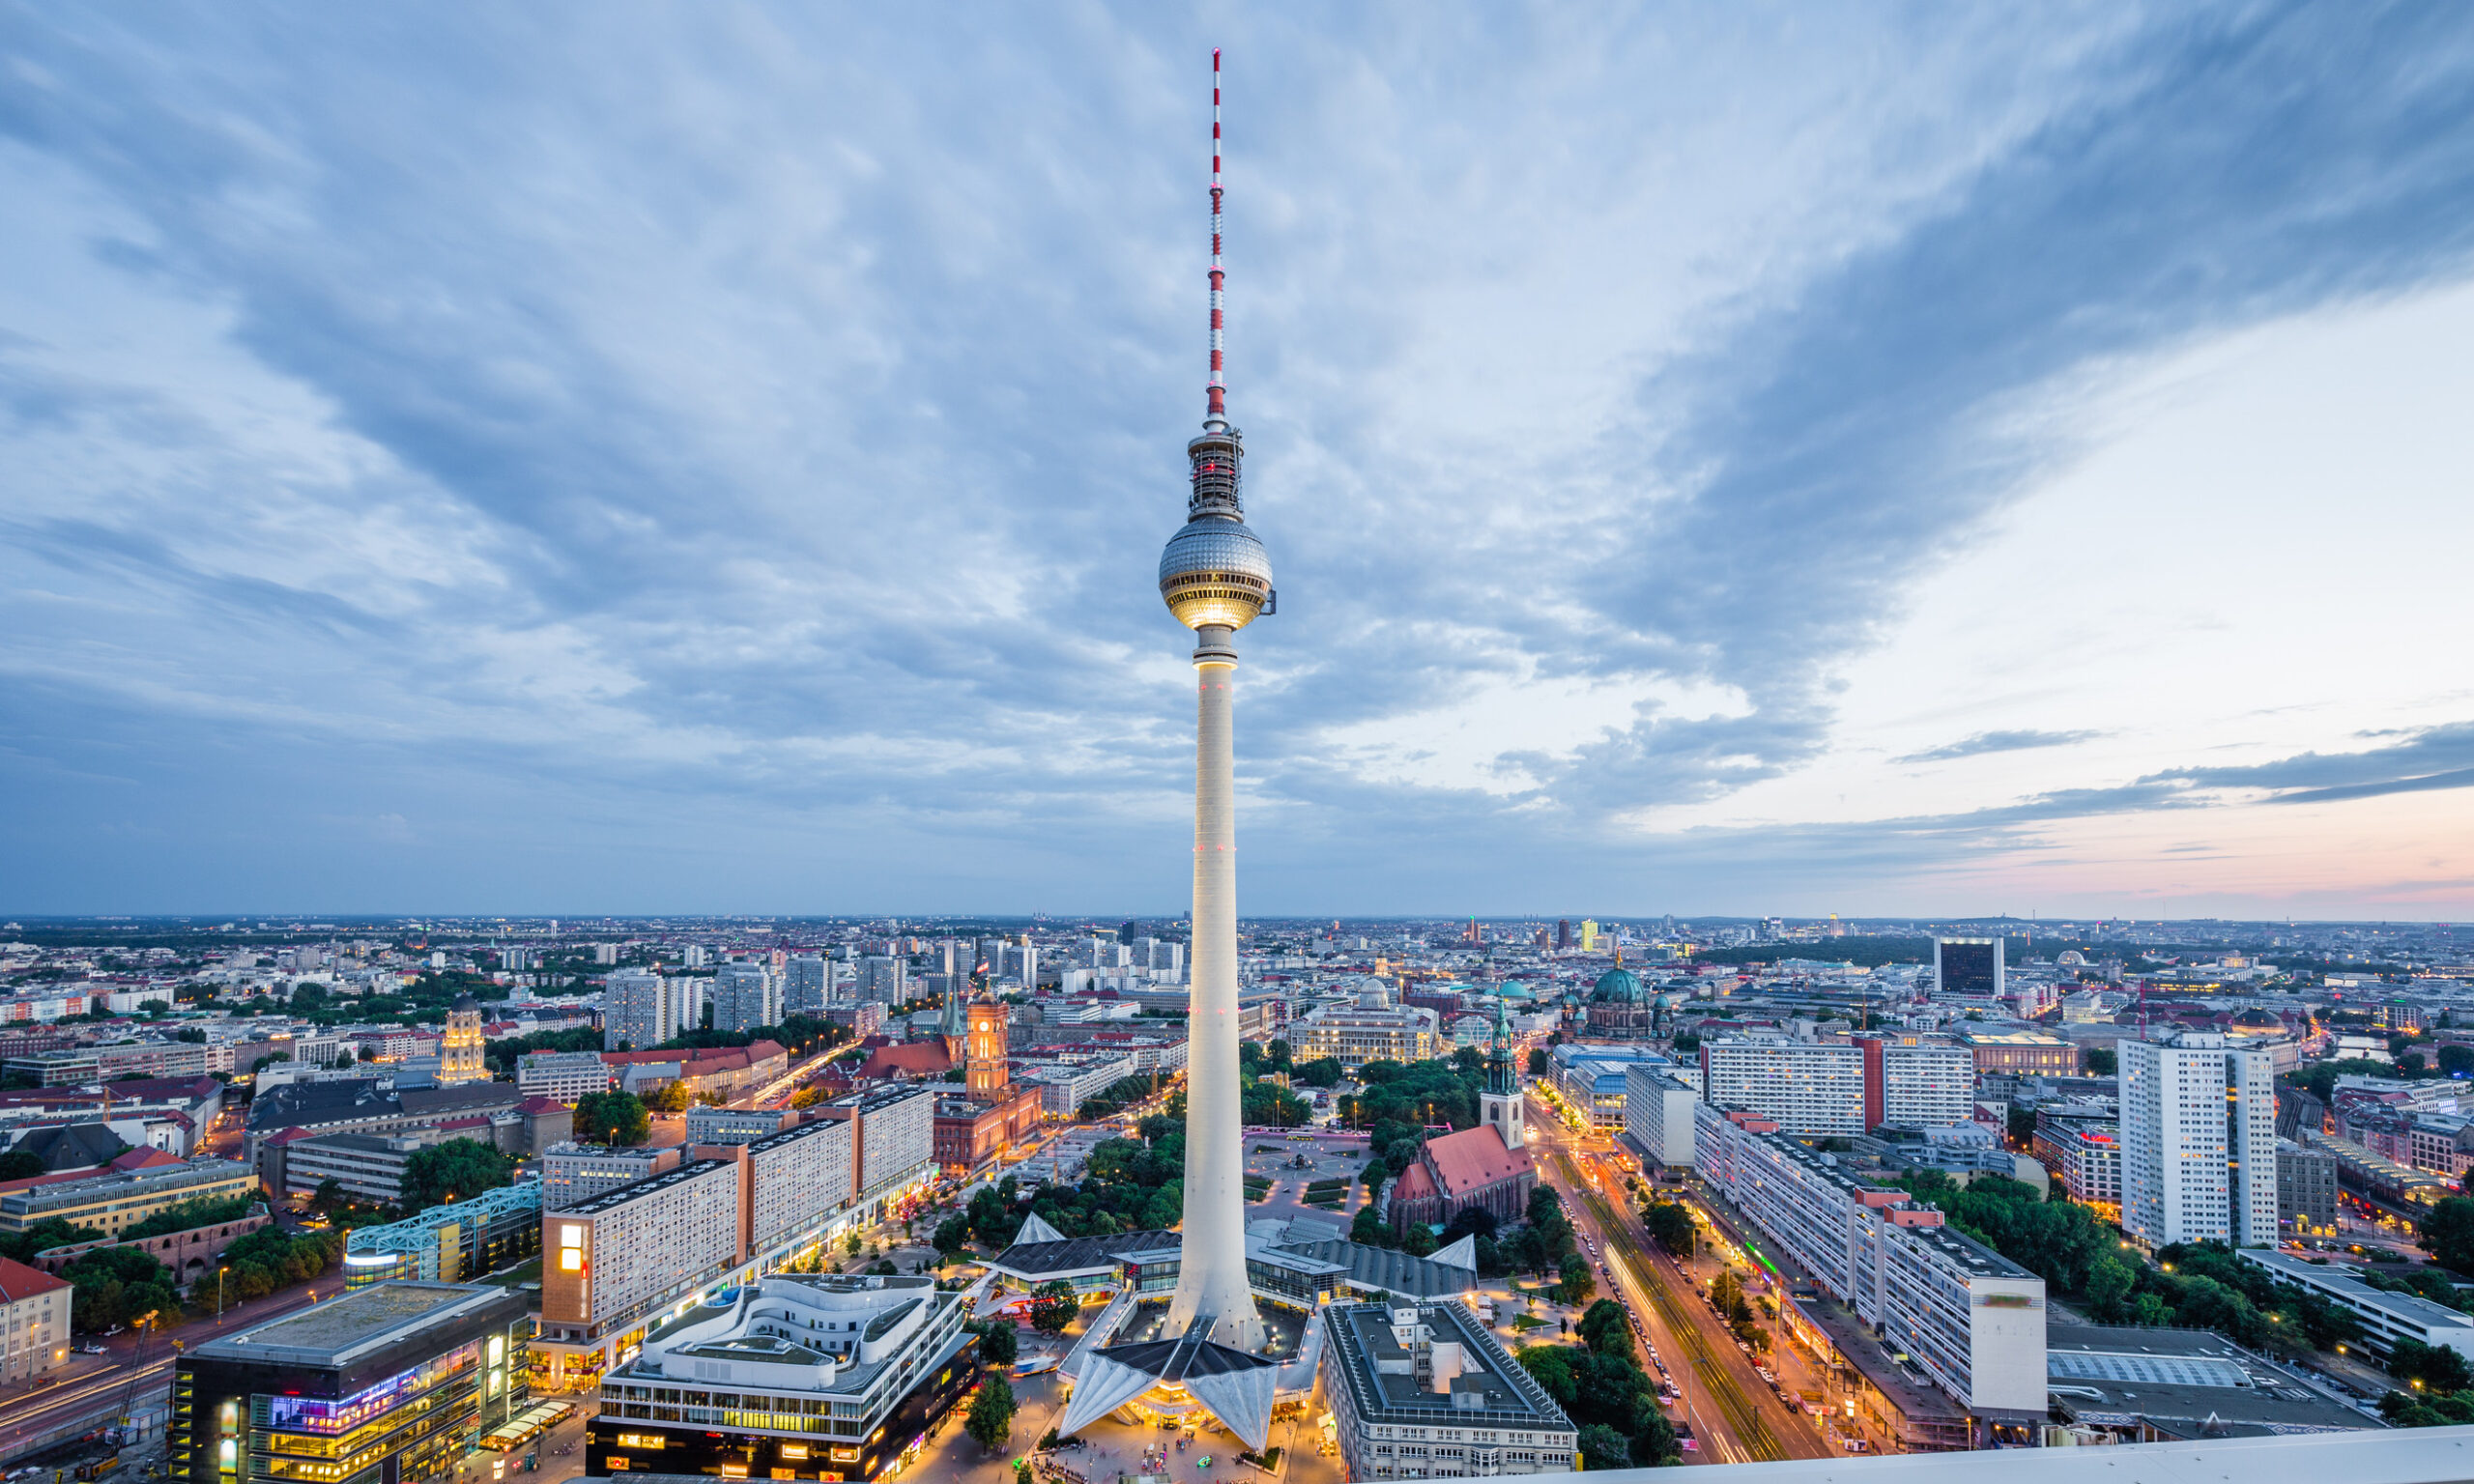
[1388,1123,1537,1235]
[0,1256,70,1381]
[860,1042,954,1082]
[600,1042,789,1101]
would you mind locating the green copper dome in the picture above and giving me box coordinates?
[1592,967,1647,1003]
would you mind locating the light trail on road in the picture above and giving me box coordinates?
[1546,1145,1788,1465]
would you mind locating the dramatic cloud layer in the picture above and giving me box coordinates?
[2,4,2472,916]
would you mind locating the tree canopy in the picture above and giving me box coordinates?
[574,1090,652,1146]
[398,1137,515,1212]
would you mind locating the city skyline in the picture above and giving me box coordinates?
[5,10,2474,918]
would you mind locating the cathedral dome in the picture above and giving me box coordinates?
[1592,967,1647,1003]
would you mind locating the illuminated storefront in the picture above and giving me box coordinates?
[173,1282,533,1484]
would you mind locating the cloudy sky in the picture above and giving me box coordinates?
[4,5,2473,920]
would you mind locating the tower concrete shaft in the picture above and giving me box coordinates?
[1165,649,1266,1351]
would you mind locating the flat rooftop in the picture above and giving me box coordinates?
[2045,1322,2378,1437]
[189,1281,507,1367]
[1323,1300,1569,1434]
[562,1156,733,1216]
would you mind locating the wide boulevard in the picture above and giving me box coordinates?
[1530,1110,1834,1466]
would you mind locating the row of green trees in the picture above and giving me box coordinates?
[1515,1298,1681,1470]
[1893,1171,2366,1354]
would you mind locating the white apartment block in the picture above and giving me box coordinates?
[603,968,675,1051]
[2119,1032,2277,1248]
[1699,1041,1866,1135]
[517,1050,613,1103]
[542,1157,744,1340]
[819,1085,938,1213]
[1872,1042,1975,1128]
[746,1117,856,1254]
[1622,1067,1697,1169]
[1696,1107,2047,1420]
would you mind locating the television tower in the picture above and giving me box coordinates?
[1156,45,1273,1355]
[1059,56,1281,1454]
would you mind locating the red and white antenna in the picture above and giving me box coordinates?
[1205,47,1227,428]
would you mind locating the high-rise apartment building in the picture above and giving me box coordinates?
[2119,1032,2277,1248]
[1699,1041,1865,1134]
[858,955,906,1004]
[602,968,673,1051]
[784,956,833,1016]
[711,962,777,1034]
[1861,1040,1975,1128]
[1699,1038,1976,1136]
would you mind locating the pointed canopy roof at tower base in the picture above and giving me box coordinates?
[1015,1211,1065,1246]
[1429,1234,1478,1271]
[1056,1320,1279,1452]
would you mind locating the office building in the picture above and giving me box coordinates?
[710,962,778,1036]
[1551,1044,1673,1126]
[2278,1138,2340,1231]
[2119,1032,2276,1248]
[1320,1300,1579,1479]
[1021,1053,1138,1117]
[1955,1028,2079,1078]
[603,968,674,1052]
[541,1143,682,1211]
[1622,1067,1697,1170]
[0,1157,257,1237]
[280,1132,438,1204]
[173,1282,532,1484]
[1293,986,1441,1073]
[1935,937,2004,997]
[682,1105,791,1146]
[0,1258,70,1383]
[516,1050,612,1103]
[2240,1248,2474,1362]
[585,1273,976,1484]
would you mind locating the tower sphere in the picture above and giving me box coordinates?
[1159,513,1273,632]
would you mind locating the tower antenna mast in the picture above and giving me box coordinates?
[1206,47,1227,430]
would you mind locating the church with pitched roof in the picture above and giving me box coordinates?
[1390,1001,1537,1234]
